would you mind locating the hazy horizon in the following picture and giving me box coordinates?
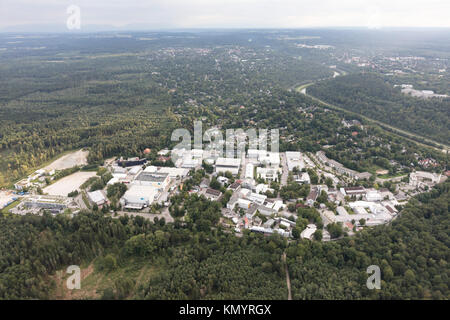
[1,0,449,32]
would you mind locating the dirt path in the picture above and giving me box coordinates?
[115,209,174,223]
[282,252,292,300]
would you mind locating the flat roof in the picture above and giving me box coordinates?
[216,157,241,167]
[87,190,106,203]
[135,171,169,182]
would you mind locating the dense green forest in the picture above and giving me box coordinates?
[308,73,450,145]
[0,180,448,299]
[1,32,448,186]
[0,32,332,186]
[0,30,449,300]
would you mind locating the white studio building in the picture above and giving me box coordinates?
[133,171,170,190]
[245,163,255,179]
[259,152,280,168]
[215,157,241,176]
[120,185,160,210]
[301,224,317,240]
[256,167,280,182]
[87,190,108,207]
[285,151,304,171]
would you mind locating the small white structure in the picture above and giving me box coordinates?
[336,206,349,217]
[14,179,31,191]
[245,163,255,179]
[247,192,267,205]
[237,198,252,210]
[255,184,274,195]
[294,172,310,184]
[301,224,317,240]
[259,152,280,168]
[87,190,108,206]
[366,190,382,202]
[128,166,143,176]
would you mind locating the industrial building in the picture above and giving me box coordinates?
[87,190,108,207]
[120,185,160,210]
[204,188,222,201]
[215,157,241,176]
[133,171,170,189]
[256,167,280,181]
[21,195,71,214]
[285,151,304,171]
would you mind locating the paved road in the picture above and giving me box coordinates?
[375,175,407,184]
[280,153,288,187]
[300,86,449,153]
[75,193,90,210]
[239,155,247,180]
[115,207,174,223]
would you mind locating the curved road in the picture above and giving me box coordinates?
[293,76,449,154]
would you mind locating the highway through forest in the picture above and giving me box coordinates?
[290,71,450,154]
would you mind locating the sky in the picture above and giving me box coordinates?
[1,0,449,31]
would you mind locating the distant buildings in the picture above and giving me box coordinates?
[409,171,441,188]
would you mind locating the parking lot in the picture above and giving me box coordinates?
[43,171,97,196]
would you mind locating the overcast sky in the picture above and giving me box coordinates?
[1,0,449,31]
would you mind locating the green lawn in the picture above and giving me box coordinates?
[1,199,21,215]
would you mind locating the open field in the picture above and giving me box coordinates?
[43,150,89,172]
[43,171,97,196]
[51,259,158,300]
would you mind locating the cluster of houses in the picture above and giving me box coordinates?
[5,140,447,242]
[316,151,372,180]
[14,168,55,191]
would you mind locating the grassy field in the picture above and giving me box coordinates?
[0,199,20,215]
[51,258,158,300]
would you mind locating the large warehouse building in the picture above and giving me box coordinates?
[215,157,241,176]
[133,171,170,189]
[120,185,160,210]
